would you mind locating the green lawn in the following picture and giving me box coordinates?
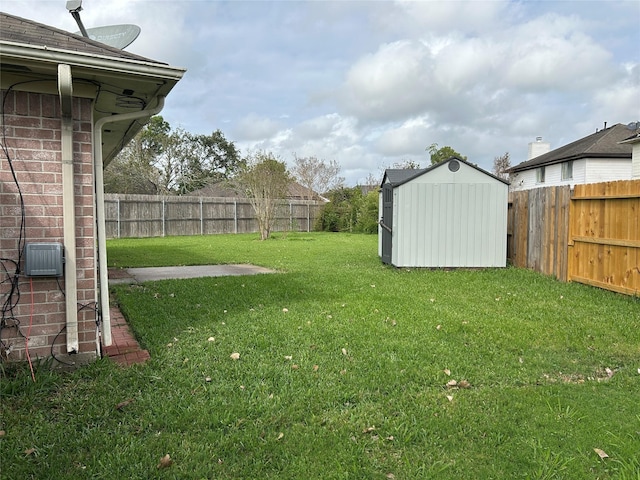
[2,232,639,479]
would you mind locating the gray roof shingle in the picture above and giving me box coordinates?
[0,11,161,64]
[509,123,639,172]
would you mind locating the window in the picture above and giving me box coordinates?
[536,166,546,183]
[561,161,573,180]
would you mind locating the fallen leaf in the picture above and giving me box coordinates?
[282,308,289,313]
[430,298,435,302]
[0,430,5,437]
[386,436,394,441]
[594,448,609,459]
[362,426,376,434]
[115,398,134,410]
[276,432,284,441]
[436,324,442,330]
[24,448,36,456]
[371,284,375,288]
[207,337,215,342]
[391,319,397,326]
[230,352,240,360]
[446,379,458,387]
[386,473,396,479]
[458,380,471,389]
[284,355,293,360]
[444,368,451,376]
[239,385,245,390]
[313,365,319,372]
[341,348,348,356]
[605,367,614,378]
[519,357,524,364]
[205,376,212,382]
[340,369,347,375]
[157,454,173,469]
[446,395,454,402]
[291,364,299,370]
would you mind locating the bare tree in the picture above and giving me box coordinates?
[291,155,344,200]
[234,151,292,240]
[492,152,511,180]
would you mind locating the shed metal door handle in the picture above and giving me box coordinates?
[379,220,392,233]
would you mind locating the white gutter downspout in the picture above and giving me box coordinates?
[58,64,79,353]
[94,96,165,346]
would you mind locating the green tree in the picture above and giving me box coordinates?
[426,143,467,165]
[315,187,363,232]
[234,151,292,240]
[105,117,242,195]
[177,130,243,194]
[355,190,380,234]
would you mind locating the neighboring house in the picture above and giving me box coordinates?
[192,180,328,202]
[508,123,639,191]
[619,128,640,179]
[0,13,185,364]
[379,157,509,268]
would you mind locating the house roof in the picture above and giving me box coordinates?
[0,12,156,62]
[509,123,639,173]
[0,12,185,164]
[191,180,328,201]
[382,157,509,187]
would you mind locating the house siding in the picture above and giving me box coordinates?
[510,158,631,191]
[584,158,632,184]
[1,90,97,362]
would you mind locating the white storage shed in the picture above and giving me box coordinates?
[379,157,509,268]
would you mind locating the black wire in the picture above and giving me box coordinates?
[1,85,29,355]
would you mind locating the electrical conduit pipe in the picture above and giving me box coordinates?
[93,96,165,346]
[58,64,79,353]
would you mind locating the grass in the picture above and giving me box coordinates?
[2,232,639,479]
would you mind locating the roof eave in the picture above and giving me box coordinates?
[0,41,186,81]
[509,153,631,173]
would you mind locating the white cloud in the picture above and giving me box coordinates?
[233,114,282,141]
[3,0,639,185]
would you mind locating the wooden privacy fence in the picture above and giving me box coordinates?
[508,179,640,296]
[104,194,324,239]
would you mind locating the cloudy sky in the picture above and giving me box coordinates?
[4,0,640,185]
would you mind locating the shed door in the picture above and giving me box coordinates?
[380,183,393,264]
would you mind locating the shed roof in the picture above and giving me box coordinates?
[382,157,509,187]
[509,123,639,173]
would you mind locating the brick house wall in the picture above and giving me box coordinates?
[1,89,98,363]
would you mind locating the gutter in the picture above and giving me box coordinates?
[0,42,185,80]
[58,64,79,353]
[94,96,165,347]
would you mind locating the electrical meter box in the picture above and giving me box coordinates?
[24,243,64,277]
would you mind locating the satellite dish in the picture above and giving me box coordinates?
[76,24,141,49]
[626,121,640,130]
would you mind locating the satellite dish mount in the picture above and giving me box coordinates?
[66,0,88,37]
[65,0,141,50]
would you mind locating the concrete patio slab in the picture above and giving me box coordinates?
[109,264,276,285]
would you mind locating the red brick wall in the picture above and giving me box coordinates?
[1,89,97,363]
